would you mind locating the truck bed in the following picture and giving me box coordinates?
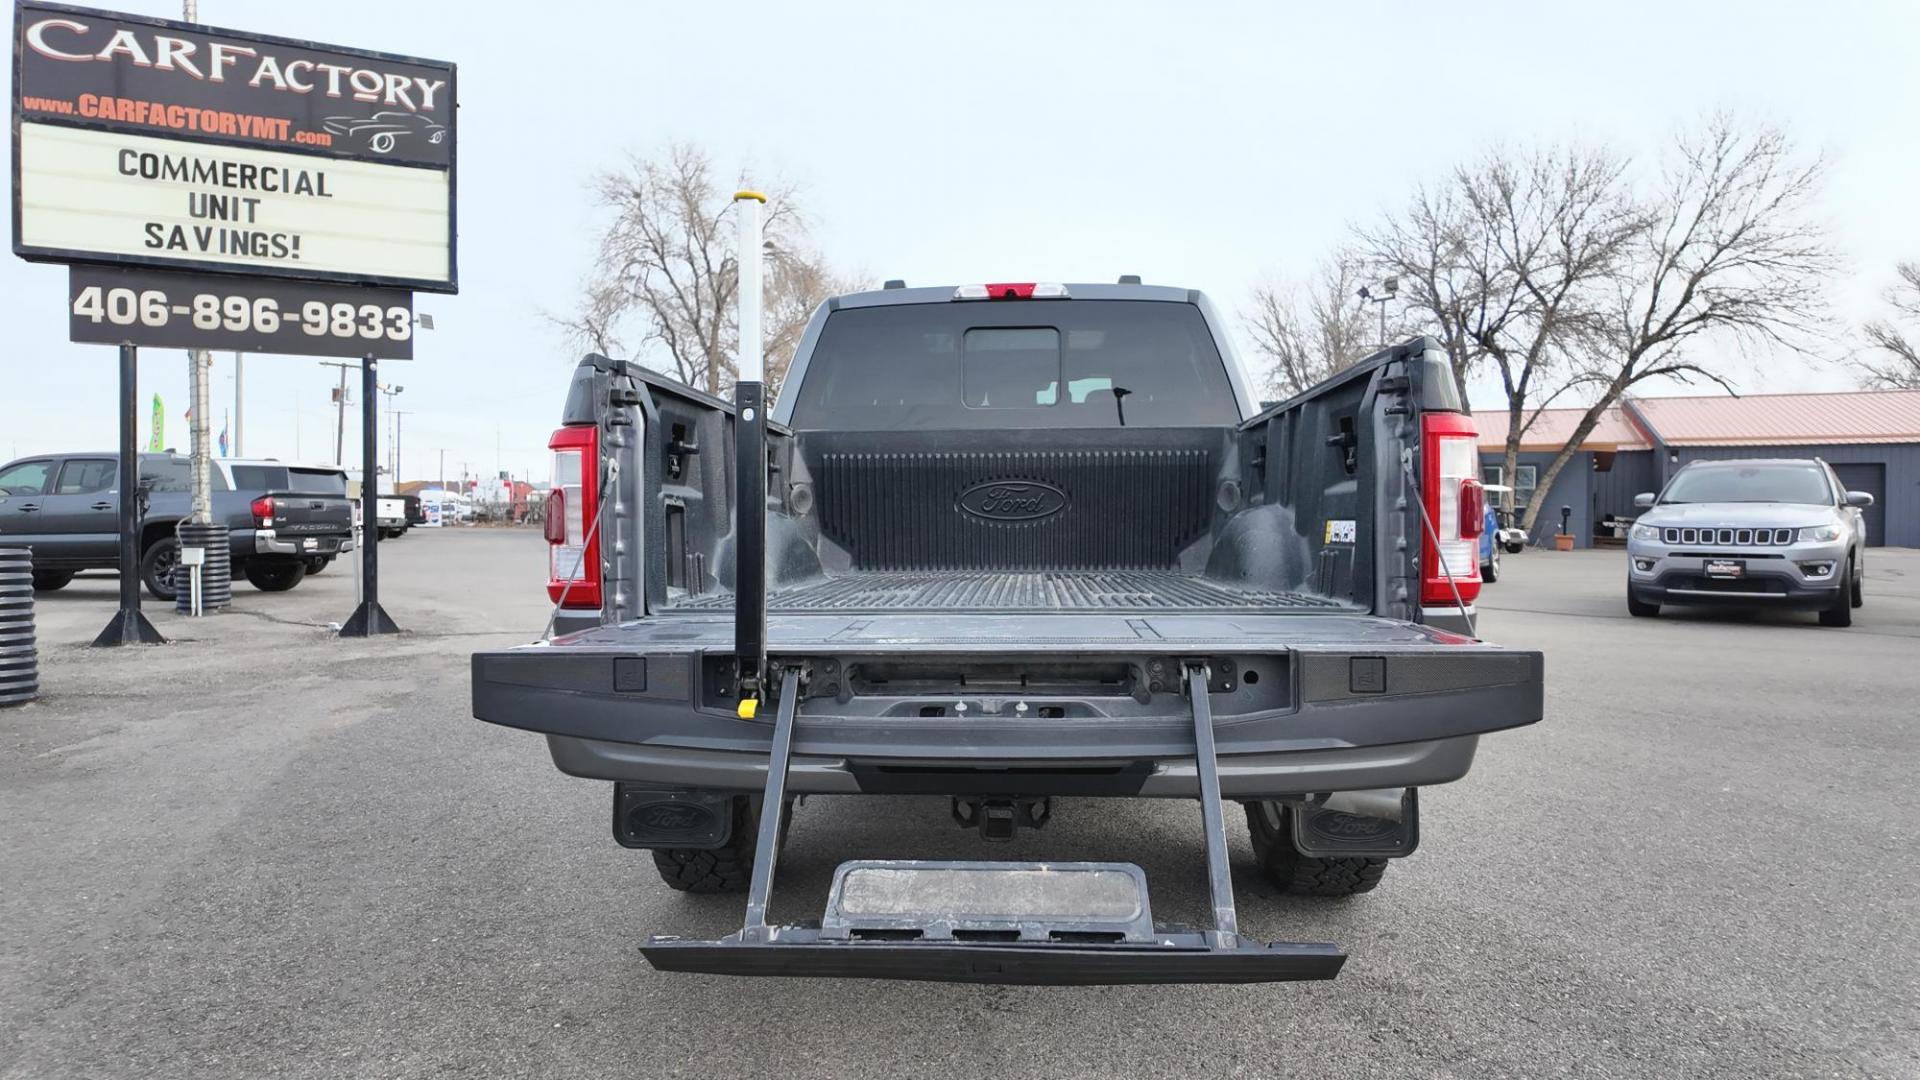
[666,570,1341,614]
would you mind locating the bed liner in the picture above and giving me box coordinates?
[666,570,1341,614]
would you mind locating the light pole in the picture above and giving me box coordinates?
[233,351,244,457]
[377,382,405,481]
[391,410,412,485]
[1358,277,1399,348]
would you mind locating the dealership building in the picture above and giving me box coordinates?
[1477,389,1920,549]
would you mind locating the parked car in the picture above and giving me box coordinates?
[376,496,409,539]
[1626,458,1871,626]
[0,452,353,599]
[472,280,1545,985]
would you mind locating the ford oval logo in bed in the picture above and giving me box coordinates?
[957,480,1068,522]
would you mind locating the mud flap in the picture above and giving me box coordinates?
[640,665,1348,985]
[1290,787,1419,859]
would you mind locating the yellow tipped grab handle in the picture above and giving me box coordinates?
[733,190,767,203]
[736,697,760,719]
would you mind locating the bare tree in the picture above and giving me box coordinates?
[1515,118,1834,533]
[1244,251,1384,399]
[1860,262,1920,389]
[1460,145,1644,513]
[1356,147,1640,513]
[1354,180,1493,407]
[558,142,856,397]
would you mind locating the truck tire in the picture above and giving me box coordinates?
[1819,555,1854,627]
[1481,547,1500,583]
[1626,589,1659,618]
[141,538,180,602]
[244,561,307,592]
[31,571,73,592]
[650,797,789,894]
[1244,802,1388,897]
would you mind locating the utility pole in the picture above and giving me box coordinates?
[319,360,357,466]
[438,449,445,490]
[232,352,244,457]
[182,0,210,523]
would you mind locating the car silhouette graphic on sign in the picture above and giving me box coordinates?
[322,112,448,155]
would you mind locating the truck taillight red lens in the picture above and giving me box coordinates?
[547,424,600,609]
[250,494,274,527]
[1420,412,1483,607]
[1460,479,1486,540]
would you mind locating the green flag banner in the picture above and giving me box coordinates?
[148,394,164,452]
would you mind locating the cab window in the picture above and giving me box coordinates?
[0,460,53,496]
[55,459,117,495]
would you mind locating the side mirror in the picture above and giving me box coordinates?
[1633,493,1656,509]
[1845,491,1875,509]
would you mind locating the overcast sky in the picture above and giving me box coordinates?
[4,0,1917,480]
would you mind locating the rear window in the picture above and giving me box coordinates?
[138,456,192,493]
[785,301,1239,430]
[288,468,347,495]
[228,464,289,490]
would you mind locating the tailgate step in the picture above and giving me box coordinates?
[821,860,1154,943]
[640,664,1347,985]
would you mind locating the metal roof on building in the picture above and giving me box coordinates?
[1474,405,1652,452]
[1476,389,1920,451]
[1628,389,1920,446]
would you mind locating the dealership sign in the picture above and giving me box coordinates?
[12,2,457,293]
[68,266,415,359]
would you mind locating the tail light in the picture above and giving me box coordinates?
[1421,412,1483,607]
[546,424,600,609]
[952,282,1070,300]
[250,494,274,527]
[1460,479,1486,539]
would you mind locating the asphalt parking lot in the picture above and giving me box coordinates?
[2,531,1916,1079]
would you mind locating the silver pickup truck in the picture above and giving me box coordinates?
[473,281,1545,985]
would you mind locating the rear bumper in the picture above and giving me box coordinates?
[474,612,1541,798]
[252,529,352,558]
[1419,605,1478,637]
[547,732,1479,798]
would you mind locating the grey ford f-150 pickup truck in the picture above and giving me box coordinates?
[473,280,1544,984]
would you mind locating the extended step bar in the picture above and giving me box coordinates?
[641,665,1348,985]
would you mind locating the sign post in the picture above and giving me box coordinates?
[13,3,455,641]
[338,354,397,636]
[91,343,165,646]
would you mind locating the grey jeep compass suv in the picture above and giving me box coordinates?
[1625,458,1872,626]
